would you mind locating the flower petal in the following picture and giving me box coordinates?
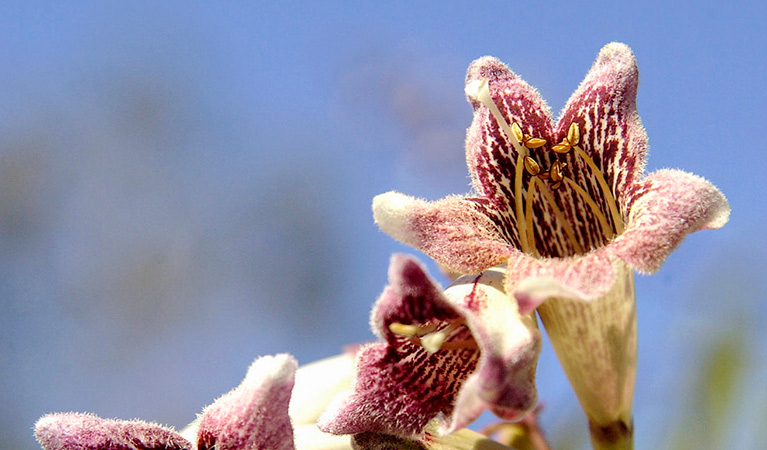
[465,56,554,199]
[508,251,617,314]
[442,268,541,433]
[610,169,730,273]
[34,413,191,450]
[558,42,646,208]
[197,354,297,450]
[318,254,479,437]
[290,354,355,427]
[373,192,512,273]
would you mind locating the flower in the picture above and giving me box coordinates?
[34,354,354,450]
[318,254,540,445]
[372,43,729,448]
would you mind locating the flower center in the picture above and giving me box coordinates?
[465,78,625,256]
[389,319,477,354]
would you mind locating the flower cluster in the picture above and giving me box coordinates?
[34,43,728,450]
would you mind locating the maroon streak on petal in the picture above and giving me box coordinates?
[197,354,297,450]
[35,413,191,450]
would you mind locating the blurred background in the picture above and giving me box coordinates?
[1,1,765,449]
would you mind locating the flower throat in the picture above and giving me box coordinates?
[465,78,625,257]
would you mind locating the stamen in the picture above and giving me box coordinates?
[563,178,614,241]
[515,153,530,253]
[524,156,541,176]
[573,145,625,234]
[567,122,580,147]
[536,182,585,254]
[388,322,438,337]
[394,319,473,354]
[524,177,541,257]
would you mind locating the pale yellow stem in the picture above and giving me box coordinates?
[574,146,625,234]
[563,178,614,242]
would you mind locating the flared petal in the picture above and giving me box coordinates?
[35,413,191,450]
[373,192,512,273]
[610,169,730,273]
[318,254,478,437]
[197,354,297,450]
[352,427,514,450]
[442,268,541,433]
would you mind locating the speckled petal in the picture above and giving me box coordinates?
[197,354,297,450]
[318,254,478,438]
[610,169,730,273]
[373,192,512,273]
[35,413,191,450]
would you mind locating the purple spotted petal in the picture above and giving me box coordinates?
[373,192,512,273]
[610,169,730,273]
[35,413,191,450]
[197,354,297,450]
[318,254,478,437]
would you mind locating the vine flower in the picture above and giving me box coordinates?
[319,254,540,445]
[372,43,729,448]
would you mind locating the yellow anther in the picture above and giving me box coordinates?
[524,156,541,176]
[511,122,525,143]
[552,140,573,154]
[388,322,438,337]
[567,122,580,146]
[525,137,548,149]
[550,160,567,183]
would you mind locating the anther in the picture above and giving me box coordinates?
[567,122,580,146]
[388,322,438,337]
[550,160,567,182]
[524,156,541,176]
[512,122,547,149]
[552,139,573,154]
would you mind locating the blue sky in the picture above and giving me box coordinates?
[2,1,765,449]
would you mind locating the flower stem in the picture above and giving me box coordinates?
[588,419,634,450]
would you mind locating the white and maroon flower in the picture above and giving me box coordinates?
[318,254,540,443]
[372,43,729,447]
[35,354,354,450]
